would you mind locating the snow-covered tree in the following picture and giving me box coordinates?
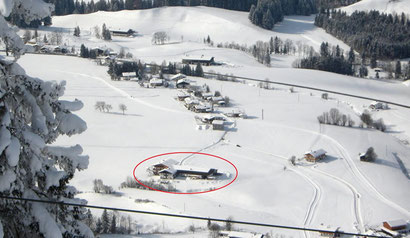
[101,209,110,233]
[0,1,92,237]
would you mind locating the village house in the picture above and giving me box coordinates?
[182,56,215,66]
[170,73,186,81]
[369,101,388,110]
[110,29,137,37]
[149,159,178,175]
[318,224,342,238]
[121,72,137,80]
[176,78,190,88]
[193,104,212,113]
[304,149,327,162]
[383,219,407,231]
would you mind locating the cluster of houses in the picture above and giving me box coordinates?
[149,159,220,180]
[380,219,408,237]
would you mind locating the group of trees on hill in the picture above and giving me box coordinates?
[248,0,316,29]
[42,0,258,17]
[298,42,354,75]
[315,9,410,60]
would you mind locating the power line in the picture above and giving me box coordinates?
[201,72,410,109]
[0,195,388,238]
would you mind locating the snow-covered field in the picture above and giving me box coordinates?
[340,0,410,15]
[18,5,410,238]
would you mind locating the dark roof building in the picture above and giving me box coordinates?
[182,57,215,66]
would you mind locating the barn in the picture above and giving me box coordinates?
[304,149,327,162]
[383,219,407,231]
[182,57,215,66]
[158,166,219,179]
[176,79,190,88]
[150,159,178,175]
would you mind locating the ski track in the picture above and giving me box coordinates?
[252,120,410,217]
[223,143,321,238]
[56,70,189,115]
[226,142,363,233]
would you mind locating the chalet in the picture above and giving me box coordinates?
[150,159,178,175]
[369,101,388,110]
[359,153,367,162]
[170,73,186,81]
[110,29,136,37]
[212,120,224,130]
[304,149,327,162]
[182,57,215,66]
[176,79,190,88]
[121,72,137,80]
[193,104,212,113]
[383,220,407,231]
[158,166,218,179]
[224,110,246,118]
[201,93,214,100]
[219,231,264,238]
[201,115,225,124]
[149,78,163,87]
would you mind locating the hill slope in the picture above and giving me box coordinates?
[340,0,410,14]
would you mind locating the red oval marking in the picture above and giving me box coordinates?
[133,152,238,194]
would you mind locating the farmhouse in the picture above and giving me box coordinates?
[170,73,186,81]
[158,166,218,179]
[150,159,178,175]
[110,29,136,37]
[383,220,407,231]
[182,57,215,66]
[176,79,190,88]
[318,225,342,238]
[121,72,137,80]
[304,149,327,162]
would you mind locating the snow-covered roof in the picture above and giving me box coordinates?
[173,165,214,174]
[155,159,178,167]
[158,168,177,174]
[170,73,186,80]
[212,120,224,125]
[184,98,199,105]
[305,149,327,158]
[122,72,136,77]
[385,219,407,228]
[177,78,190,84]
[211,96,224,101]
[150,79,163,84]
[202,93,213,98]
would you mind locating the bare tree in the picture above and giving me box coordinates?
[360,110,373,127]
[95,101,106,112]
[119,104,127,114]
[93,25,101,39]
[289,156,296,166]
[105,104,113,112]
[188,224,196,233]
[152,31,168,45]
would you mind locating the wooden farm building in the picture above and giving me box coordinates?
[383,220,407,231]
[151,159,178,175]
[110,29,136,37]
[158,166,218,179]
[176,79,190,88]
[304,149,327,162]
[182,57,215,66]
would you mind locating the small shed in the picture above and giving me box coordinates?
[212,120,224,130]
[304,149,327,162]
[383,219,407,231]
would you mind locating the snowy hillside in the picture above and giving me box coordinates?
[19,53,410,236]
[340,0,410,14]
[13,5,410,238]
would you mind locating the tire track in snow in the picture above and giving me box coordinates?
[226,142,362,233]
[56,70,189,115]
[248,120,410,217]
[223,142,321,238]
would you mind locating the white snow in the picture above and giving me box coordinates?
[16,5,410,236]
[59,99,84,112]
[5,136,21,167]
[340,0,410,15]
[0,170,16,192]
[0,125,11,155]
